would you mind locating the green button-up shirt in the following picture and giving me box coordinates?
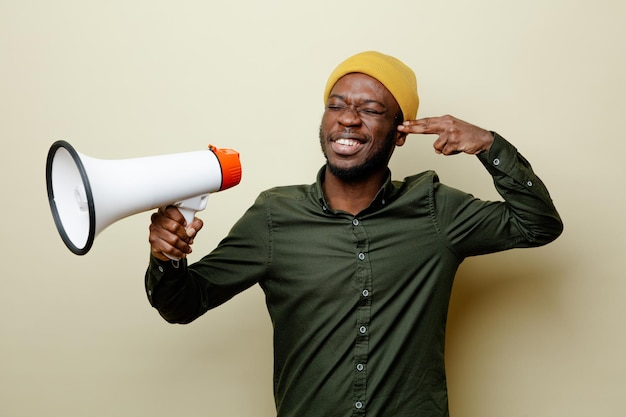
[145,133,562,417]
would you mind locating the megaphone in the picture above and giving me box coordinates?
[46,140,242,256]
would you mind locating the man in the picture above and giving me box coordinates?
[145,51,563,417]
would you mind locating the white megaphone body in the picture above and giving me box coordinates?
[46,140,242,256]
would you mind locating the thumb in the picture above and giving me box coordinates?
[186,217,204,238]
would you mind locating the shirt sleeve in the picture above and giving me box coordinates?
[433,132,563,258]
[145,192,272,324]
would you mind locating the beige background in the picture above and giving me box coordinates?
[1,0,625,416]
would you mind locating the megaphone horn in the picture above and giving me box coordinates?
[45,140,242,255]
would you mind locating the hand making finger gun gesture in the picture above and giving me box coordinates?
[398,114,495,156]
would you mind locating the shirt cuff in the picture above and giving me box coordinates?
[477,132,542,192]
[477,132,517,173]
[145,254,187,304]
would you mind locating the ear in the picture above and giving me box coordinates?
[395,131,407,147]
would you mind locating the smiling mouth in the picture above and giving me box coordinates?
[330,135,365,156]
[335,138,360,147]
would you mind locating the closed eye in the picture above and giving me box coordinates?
[360,109,383,115]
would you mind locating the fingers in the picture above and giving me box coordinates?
[157,205,186,225]
[398,115,493,156]
[433,136,462,155]
[397,117,438,135]
[148,206,203,261]
[398,115,457,135]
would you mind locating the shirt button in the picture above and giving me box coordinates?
[527,180,533,187]
[493,158,500,166]
[355,401,363,409]
[158,266,164,273]
[356,363,365,371]
[358,252,366,261]
[352,218,359,226]
[362,289,369,297]
[359,326,367,334]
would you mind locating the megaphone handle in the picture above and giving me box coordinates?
[175,194,209,225]
[165,194,209,263]
[178,207,198,228]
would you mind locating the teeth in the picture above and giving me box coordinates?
[336,138,358,146]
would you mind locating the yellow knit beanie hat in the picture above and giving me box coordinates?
[324,51,419,121]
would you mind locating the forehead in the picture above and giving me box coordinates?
[329,73,398,109]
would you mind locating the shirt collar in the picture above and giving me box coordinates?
[312,165,395,215]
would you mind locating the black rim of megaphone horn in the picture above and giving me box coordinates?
[46,140,96,255]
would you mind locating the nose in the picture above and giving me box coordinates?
[338,106,361,127]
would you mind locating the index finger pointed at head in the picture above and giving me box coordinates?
[415,117,444,132]
[400,117,439,135]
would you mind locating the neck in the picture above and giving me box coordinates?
[322,167,387,216]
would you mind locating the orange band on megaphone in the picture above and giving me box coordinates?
[208,145,242,191]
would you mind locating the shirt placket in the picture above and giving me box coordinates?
[352,217,371,415]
